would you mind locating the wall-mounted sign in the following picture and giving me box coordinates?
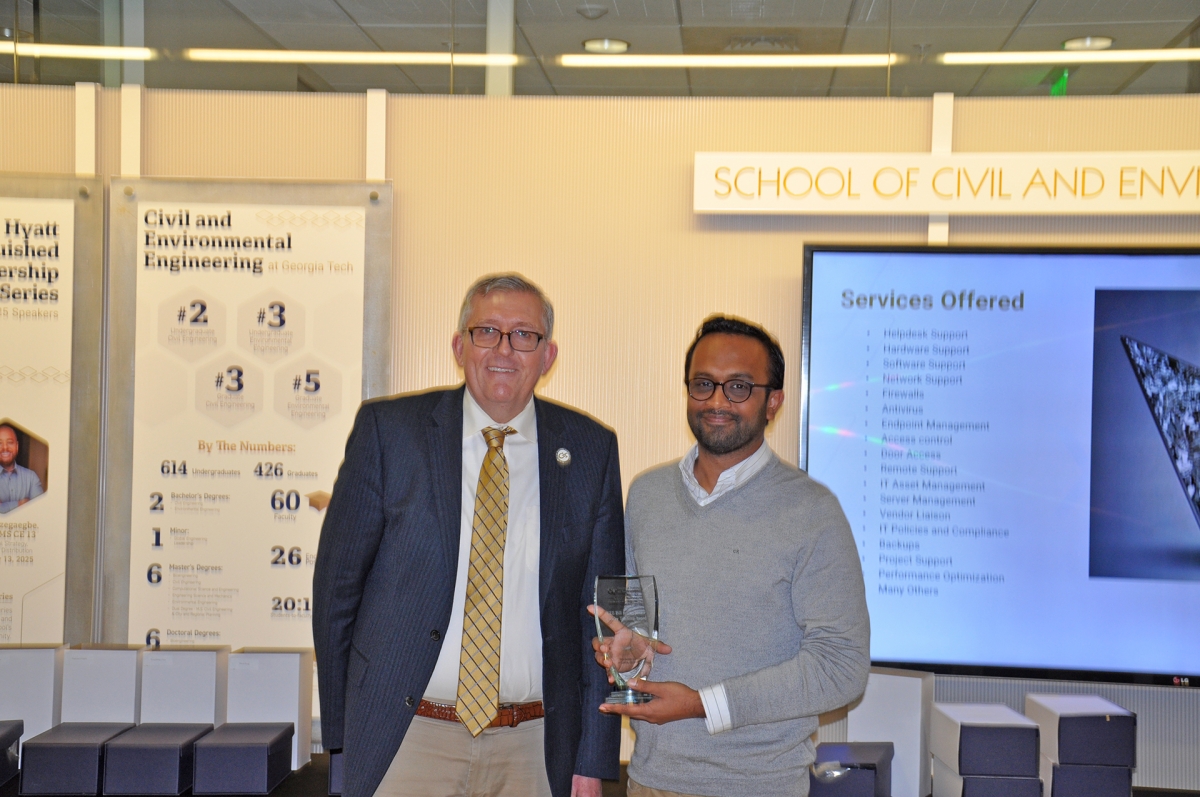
[123,199,366,651]
[694,152,1200,214]
[0,197,74,644]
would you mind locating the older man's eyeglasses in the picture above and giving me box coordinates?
[686,378,772,403]
[467,326,545,352]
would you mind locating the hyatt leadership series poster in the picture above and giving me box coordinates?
[0,197,74,644]
[126,201,365,651]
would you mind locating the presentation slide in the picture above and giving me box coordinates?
[806,249,1200,676]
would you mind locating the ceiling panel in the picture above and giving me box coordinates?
[29,0,103,43]
[687,66,836,95]
[680,26,844,53]
[515,0,679,22]
[678,0,853,25]
[973,19,1195,94]
[144,0,279,48]
[552,77,694,93]
[348,22,488,92]
[885,0,1031,25]
[1025,0,1198,25]
[539,69,691,93]
[15,0,1198,96]
[523,16,691,92]
[148,60,300,90]
[607,0,681,21]
[361,21,487,51]
[407,64,486,92]
[226,0,354,26]
[968,63,1075,94]
[826,24,993,96]
[1003,19,1195,50]
[251,22,384,50]
[886,64,990,95]
[516,0,681,23]
[522,18,683,54]
[512,27,556,93]
[304,63,423,91]
[1122,60,1191,94]
[339,0,484,27]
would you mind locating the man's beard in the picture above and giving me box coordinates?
[688,405,768,456]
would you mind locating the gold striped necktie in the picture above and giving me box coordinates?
[456,425,516,736]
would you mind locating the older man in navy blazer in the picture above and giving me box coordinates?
[314,274,623,797]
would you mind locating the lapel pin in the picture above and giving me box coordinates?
[555,448,572,467]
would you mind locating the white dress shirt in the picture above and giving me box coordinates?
[678,440,774,734]
[678,440,774,507]
[423,389,544,704]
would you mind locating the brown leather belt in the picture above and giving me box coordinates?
[417,699,544,729]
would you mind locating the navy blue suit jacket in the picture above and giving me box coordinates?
[313,386,624,797]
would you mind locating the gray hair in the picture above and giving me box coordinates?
[457,273,555,339]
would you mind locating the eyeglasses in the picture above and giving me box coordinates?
[686,378,772,403]
[466,326,545,352]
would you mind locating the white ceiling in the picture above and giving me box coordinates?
[3,0,1198,95]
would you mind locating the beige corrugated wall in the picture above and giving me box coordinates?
[0,84,74,175]
[143,89,367,180]
[383,94,1200,486]
[387,96,935,486]
[2,84,1199,489]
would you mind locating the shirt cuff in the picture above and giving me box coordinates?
[698,683,733,735]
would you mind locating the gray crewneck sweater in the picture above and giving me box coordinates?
[625,451,870,797]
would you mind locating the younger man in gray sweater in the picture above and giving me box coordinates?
[598,316,870,797]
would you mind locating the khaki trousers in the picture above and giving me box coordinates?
[627,778,709,797]
[373,715,553,797]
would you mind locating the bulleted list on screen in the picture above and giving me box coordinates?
[850,326,1007,599]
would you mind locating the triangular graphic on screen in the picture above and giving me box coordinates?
[1122,336,1200,526]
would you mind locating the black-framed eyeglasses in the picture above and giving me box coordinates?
[467,326,545,352]
[685,378,772,403]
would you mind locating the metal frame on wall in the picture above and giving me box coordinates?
[100,178,393,644]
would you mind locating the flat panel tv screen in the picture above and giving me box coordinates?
[802,247,1200,682]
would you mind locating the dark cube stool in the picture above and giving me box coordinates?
[932,703,1040,778]
[1043,762,1132,797]
[103,723,214,795]
[0,720,22,787]
[810,742,894,797]
[19,723,134,796]
[193,723,293,795]
[933,755,1042,797]
[1025,695,1136,768]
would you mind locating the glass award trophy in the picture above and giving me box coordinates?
[593,575,659,704]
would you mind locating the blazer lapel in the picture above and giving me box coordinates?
[536,398,568,612]
[427,386,465,576]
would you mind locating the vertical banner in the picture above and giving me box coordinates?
[125,201,367,649]
[0,199,74,644]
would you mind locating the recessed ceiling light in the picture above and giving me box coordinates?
[559,53,899,67]
[583,38,629,54]
[1063,36,1113,51]
[938,48,1200,66]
